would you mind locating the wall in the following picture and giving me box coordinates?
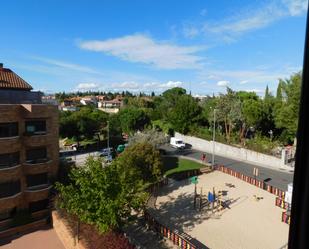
[52,211,86,249]
[175,132,290,170]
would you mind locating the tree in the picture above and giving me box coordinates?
[128,130,168,148]
[56,157,148,233]
[274,73,301,143]
[166,95,201,134]
[118,107,150,134]
[117,142,163,183]
[59,106,108,142]
[216,88,242,143]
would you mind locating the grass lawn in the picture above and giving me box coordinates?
[163,157,204,177]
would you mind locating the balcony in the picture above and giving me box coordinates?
[25,147,50,166]
[0,181,21,201]
[0,152,20,171]
[24,185,51,203]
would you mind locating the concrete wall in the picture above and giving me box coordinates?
[174,132,289,170]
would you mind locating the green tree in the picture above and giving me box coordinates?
[56,157,148,233]
[59,107,108,146]
[274,73,301,143]
[118,142,163,183]
[216,88,242,143]
[118,107,150,134]
[167,95,201,134]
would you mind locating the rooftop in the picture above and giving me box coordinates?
[0,63,33,91]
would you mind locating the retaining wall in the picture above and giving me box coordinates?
[52,211,86,249]
[175,133,287,170]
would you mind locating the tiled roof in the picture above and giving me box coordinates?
[0,67,33,90]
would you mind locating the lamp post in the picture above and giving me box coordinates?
[212,108,216,169]
[107,121,110,149]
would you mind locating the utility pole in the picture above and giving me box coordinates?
[107,120,110,149]
[212,108,216,169]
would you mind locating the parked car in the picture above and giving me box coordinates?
[170,137,186,149]
[100,147,113,156]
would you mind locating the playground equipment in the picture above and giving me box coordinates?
[192,182,231,212]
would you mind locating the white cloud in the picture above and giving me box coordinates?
[217,80,229,87]
[240,80,249,84]
[78,80,186,93]
[112,81,140,90]
[158,80,183,89]
[31,56,103,75]
[79,34,204,69]
[244,89,264,94]
[196,0,308,40]
[199,65,302,85]
[76,83,99,91]
[284,0,308,16]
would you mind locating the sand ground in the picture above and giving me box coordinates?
[156,171,289,249]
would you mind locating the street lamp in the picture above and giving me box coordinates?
[212,109,216,168]
[107,121,110,149]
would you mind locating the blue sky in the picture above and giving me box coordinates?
[0,0,308,95]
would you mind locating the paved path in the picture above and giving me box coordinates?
[0,226,65,249]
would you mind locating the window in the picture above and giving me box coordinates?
[26,173,48,187]
[29,199,49,213]
[25,120,46,135]
[0,181,21,198]
[26,147,48,163]
[0,152,20,169]
[0,122,18,138]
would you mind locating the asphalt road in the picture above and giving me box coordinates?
[161,145,294,191]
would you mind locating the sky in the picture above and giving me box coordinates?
[0,0,308,95]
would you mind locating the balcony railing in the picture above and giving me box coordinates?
[26,184,51,192]
[0,163,21,171]
[24,158,50,165]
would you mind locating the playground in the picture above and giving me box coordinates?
[155,170,289,249]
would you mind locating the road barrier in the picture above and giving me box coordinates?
[282,211,291,225]
[275,197,291,210]
[145,211,203,249]
[215,165,285,199]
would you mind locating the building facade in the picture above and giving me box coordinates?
[0,63,59,235]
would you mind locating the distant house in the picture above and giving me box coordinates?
[99,99,123,108]
[41,95,59,106]
[62,106,78,112]
[98,98,123,113]
[80,96,97,106]
[96,95,106,102]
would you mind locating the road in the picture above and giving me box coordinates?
[161,145,294,191]
[64,145,294,191]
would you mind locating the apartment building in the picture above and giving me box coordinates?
[0,63,59,235]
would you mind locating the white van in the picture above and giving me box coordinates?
[170,137,186,149]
